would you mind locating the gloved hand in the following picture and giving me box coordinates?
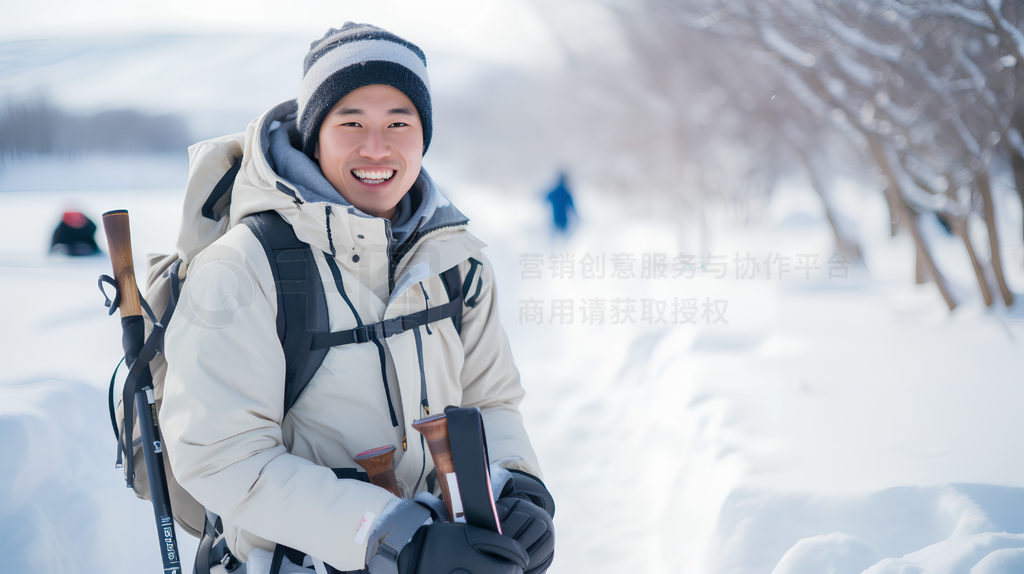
[397,522,528,574]
[489,466,555,574]
[368,469,555,574]
[366,492,528,574]
[491,469,556,520]
[494,497,554,574]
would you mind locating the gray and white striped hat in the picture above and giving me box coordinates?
[298,23,432,159]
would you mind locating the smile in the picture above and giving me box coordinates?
[352,169,396,184]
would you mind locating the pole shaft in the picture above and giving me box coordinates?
[136,388,182,574]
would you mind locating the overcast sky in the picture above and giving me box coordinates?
[0,0,573,68]
[0,0,624,146]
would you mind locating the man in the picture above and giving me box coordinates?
[160,23,554,574]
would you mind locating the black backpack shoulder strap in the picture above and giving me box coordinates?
[440,265,463,335]
[440,256,484,336]
[201,158,241,221]
[241,211,329,419]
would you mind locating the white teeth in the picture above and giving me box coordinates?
[353,169,394,181]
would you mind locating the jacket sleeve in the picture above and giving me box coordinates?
[160,227,394,569]
[455,252,544,480]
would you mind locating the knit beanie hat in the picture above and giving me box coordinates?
[298,23,432,159]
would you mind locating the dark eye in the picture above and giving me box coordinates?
[341,122,361,128]
[389,122,409,128]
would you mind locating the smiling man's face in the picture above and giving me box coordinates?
[315,84,424,219]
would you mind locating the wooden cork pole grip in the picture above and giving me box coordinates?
[354,445,401,498]
[412,413,459,522]
[101,210,142,318]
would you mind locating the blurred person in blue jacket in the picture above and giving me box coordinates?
[545,172,577,238]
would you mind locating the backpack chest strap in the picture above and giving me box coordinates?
[310,292,463,349]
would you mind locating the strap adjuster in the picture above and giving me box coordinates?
[353,324,381,343]
[354,318,406,342]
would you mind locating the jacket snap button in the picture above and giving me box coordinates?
[357,234,365,239]
[352,254,360,262]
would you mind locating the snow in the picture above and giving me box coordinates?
[0,378,198,573]
[2,162,1024,573]
[0,153,189,193]
[451,177,1024,574]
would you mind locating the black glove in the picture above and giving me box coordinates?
[498,471,555,520]
[494,497,554,574]
[487,469,555,574]
[397,522,529,574]
[385,471,555,574]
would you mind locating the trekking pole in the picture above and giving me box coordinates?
[103,210,183,574]
[411,414,462,523]
[354,445,402,498]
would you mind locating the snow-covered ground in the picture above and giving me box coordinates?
[2,155,1023,574]
[462,176,1024,574]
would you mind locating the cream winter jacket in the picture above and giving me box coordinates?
[159,102,542,570]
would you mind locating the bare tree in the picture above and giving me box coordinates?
[656,0,1024,309]
[518,0,872,260]
[516,1,808,257]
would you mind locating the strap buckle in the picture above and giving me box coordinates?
[382,316,405,337]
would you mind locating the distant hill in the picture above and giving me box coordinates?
[1,34,309,142]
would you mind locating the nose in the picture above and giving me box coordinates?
[359,128,392,161]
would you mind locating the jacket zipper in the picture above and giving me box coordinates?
[323,252,400,428]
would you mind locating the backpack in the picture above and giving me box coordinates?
[103,137,481,571]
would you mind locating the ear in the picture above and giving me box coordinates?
[314,142,320,161]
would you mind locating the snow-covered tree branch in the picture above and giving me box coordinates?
[649,0,1024,309]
